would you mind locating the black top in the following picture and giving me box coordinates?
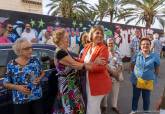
[56,49,68,60]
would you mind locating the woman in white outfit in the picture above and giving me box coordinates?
[79,25,112,114]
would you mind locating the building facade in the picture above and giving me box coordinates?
[0,0,42,14]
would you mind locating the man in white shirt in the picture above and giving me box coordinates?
[21,23,37,43]
[38,26,53,44]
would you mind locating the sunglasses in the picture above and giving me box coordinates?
[8,26,13,28]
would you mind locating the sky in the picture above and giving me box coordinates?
[42,0,162,29]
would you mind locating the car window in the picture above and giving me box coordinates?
[0,50,8,67]
[0,50,17,79]
[32,49,54,70]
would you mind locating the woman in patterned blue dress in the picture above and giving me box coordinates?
[3,38,45,114]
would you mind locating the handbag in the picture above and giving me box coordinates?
[118,72,124,81]
[136,77,154,91]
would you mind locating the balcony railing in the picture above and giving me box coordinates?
[22,0,42,5]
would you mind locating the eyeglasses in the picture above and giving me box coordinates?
[22,46,32,50]
[141,43,150,46]
[108,42,114,44]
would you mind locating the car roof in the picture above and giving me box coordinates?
[0,43,56,51]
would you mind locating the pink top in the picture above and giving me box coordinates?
[0,36,11,44]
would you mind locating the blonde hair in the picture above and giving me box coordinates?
[89,25,104,41]
[80,32,89,45]
[52,28,65,46]
[12,38,29,56]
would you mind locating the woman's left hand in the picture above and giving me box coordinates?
[94,57,106,65]
[33,77,42,85]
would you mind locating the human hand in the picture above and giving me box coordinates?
[94,57,106,65]
[111,69,119,77]
[15,85,31,95]
[31,38,37,43]
[155,97,162,110]
[33,77,42,85]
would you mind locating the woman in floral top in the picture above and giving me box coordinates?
[3,38,45,114]
[102,38,123,114]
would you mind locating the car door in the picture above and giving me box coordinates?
[32,47,58,114]
[32,48,55,90]
[0,49,16,114]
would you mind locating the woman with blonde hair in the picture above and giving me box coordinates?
[79,25,112,114]
[51,28,106,114]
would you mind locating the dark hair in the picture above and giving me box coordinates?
[80,32,88,43]
[140,37,151,45]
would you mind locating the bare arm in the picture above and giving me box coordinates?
[33,71,45,85]
[150,41,154,51]
[155,66,160,76]
[130,63,135,72]
[59,55,84,70]
[4,83,31,95]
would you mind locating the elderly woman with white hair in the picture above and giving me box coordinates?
[3,38,45,114]
[102,38,123,114]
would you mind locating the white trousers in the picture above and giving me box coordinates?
[101,95,108,107]
[101,81,120,108]
[111,81,120,107]
[86,75,104,114]
[160,109,165,114]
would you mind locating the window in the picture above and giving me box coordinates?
[22,0,42,5]
[0,50,17,79]
[33,48,54,70]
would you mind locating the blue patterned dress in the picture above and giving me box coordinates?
[3,57,43,104]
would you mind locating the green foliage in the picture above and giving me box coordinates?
[46,0,92,21]
[118,0,165,28]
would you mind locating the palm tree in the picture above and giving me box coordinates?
[94,0,121,22]
[95,0,108,22]
[83,6,98,21]
[118,0,165,28]
[46,0,90,20]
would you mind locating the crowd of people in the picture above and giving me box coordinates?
[1,23,165,114]
[0,23,53,44]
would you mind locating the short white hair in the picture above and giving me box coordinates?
[12,38,29,56]
[153,33,159,39]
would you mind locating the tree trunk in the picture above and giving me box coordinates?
[110,11,113,23]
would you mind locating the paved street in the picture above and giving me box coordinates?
[106,58,165,114]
